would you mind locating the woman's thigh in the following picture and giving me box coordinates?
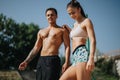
[76,62,91,80]
[59,65,76,80]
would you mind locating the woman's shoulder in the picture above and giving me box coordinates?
[84,18,94,29]
[84,18,92,24]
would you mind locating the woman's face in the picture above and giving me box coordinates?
[67,7,80,20]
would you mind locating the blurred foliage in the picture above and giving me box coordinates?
[95,57,114,74]
[0,71,22,80]
[95,57,119,79]
[0,13,40,70]
[93,67,118,80]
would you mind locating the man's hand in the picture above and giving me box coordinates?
[18,61,28,70]
[62,24,71,33]
[62,62,70,74]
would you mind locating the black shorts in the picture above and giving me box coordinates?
[36,55,61,80]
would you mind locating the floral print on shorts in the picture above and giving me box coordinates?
[72,45,89,66]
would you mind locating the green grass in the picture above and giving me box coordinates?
[0,70,22,80]
[93,68,118,80]
[0,69,119,80]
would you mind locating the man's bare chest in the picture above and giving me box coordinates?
[41,29,63,39]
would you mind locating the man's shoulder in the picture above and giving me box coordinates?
[37,28,46,35]
[39,27,48,32]
[56,26,64,31]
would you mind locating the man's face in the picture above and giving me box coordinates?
[46,10,57,24]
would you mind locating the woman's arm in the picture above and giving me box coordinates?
[86,18,96,71]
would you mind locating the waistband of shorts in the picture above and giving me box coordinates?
[39,55,59,58]
[72,45,85,54]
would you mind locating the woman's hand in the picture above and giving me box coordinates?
[86,58,95,71]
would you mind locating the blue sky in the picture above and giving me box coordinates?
[0,0,120,54]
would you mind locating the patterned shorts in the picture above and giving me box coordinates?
[72,45,89,66]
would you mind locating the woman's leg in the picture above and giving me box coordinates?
[59,65,77,80]
[76,62,91,80]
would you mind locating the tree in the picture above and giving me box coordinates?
[0,13,40,70]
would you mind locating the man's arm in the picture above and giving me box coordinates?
[24,30,42,63]
[62,27,70,73]
[18,30,42,70]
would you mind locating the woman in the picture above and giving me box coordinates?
[60,0,96,80]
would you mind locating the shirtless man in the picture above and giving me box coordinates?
[18,8,70,80]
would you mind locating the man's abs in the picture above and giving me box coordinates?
[40,51,58,56]
[40,44,61,56]
[39,27,63,56]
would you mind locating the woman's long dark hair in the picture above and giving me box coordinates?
[67,0,86,18]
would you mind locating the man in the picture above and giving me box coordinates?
[18,8,70,80]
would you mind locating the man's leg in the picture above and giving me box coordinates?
[36,55,61,80]
[44,56,61,80]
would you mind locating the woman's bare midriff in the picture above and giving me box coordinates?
[72,37,86,51]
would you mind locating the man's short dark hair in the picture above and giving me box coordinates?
[45,8,57,15]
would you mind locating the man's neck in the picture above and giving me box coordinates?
[48,23,58,28]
